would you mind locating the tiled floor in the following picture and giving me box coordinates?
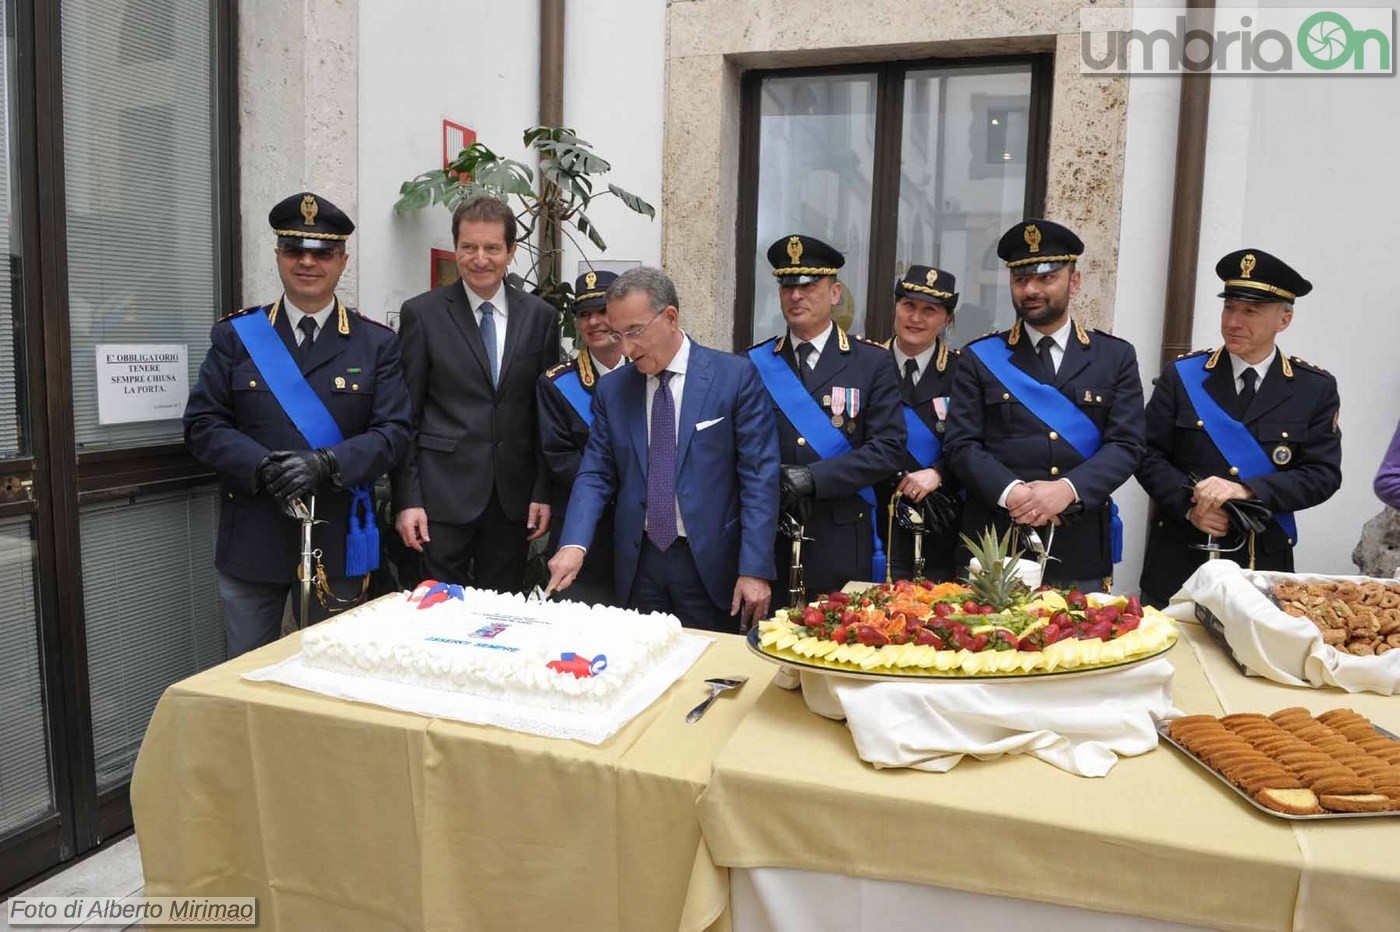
[2,835,145,931]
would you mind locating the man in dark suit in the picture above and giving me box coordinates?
[1136,249,1341,606]
[749,234,905,604]
[874,265,963,582]
[392,196,561,591]
[536,269,628,605]
[545,267,780,633]
[184,192,413,657]
[944,219,1145,592]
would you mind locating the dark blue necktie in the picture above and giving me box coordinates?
[479,301,499,385]
[297,316,318,368]
[647,370,678,550]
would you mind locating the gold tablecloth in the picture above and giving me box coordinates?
[695,619,1400,932]
[132,630,773,932]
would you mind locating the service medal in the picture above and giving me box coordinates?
[848,388,861,418]
[1272,445,1293,466]
[830,387,846,417]
[831,414,844,428]
[334,376,346,389]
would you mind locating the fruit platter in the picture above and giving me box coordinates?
[750,529,1178,680]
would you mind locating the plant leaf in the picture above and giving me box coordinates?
[575,212,607,251]
[607,184,656,219]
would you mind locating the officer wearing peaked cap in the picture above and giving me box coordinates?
[1136,248,1341,606]
[875,264,964,582]
[748,234,905,602]
[184,192,412,657]
[536,269,628,605]
[944,219,1146,591]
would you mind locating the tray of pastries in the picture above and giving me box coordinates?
[1160,708,1400,819]
[1270,577,1400,658]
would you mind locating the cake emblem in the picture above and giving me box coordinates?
[547,652,609,678]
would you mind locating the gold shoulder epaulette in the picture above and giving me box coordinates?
[837,328,851,352]
[1288,355,1329,376]
[1074,319,1091,346]
[1007,319,1023,346]
[545,361,572,379]
[352,310,395,333]
[218,305,262,322]
[1174,348,1212,360]
[852,334,883,348]
[1204,346,1225,369]
[935,339,950,373]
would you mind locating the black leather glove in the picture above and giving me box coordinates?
[264,449,336,502]
[1223,497,1272,536]
[779,464,815,526]
[923,490,960,536]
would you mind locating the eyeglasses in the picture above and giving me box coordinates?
[607,311,665,344]
[277,245,345,262]
[456,243,509,258]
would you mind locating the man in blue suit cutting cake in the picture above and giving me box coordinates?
[545,267,780,633]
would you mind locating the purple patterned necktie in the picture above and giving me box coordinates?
[647,370,678,550]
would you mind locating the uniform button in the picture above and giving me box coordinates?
[1287,538,1294,546]
[352,383,360,391]
[1229,466,1239,476]
[1281,431,1289,439]
[1048,431,1059,440]
[1095,395,1103,403]
[1050,466,1060,476]
[857,512,864,520]
[226,492,234,500]
[249,380,258,388]
[1002,392,1010,401]
[797,437,807,446]
[1196,420,1204,428]
[1157,520,1164,528]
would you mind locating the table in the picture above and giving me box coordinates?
[131,630,774,932]
[694,619,1400,931]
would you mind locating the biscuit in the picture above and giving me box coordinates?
[1255,787,1321,815]
[1318,794,1392,813]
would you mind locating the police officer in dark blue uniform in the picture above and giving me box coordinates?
[748,234,905,604]
[874,265,963,582]
[1136,249,1341,606]
[184,193,412,657]
[536,269,628,605]
[945,220,1145,591]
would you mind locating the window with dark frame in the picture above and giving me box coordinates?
[734,56,1052,350]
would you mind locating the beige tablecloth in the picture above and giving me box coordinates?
[695,619,1400,932]
[132,630,773,932]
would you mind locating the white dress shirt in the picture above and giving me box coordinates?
[282,297,334,345]
[1028,317,1072,374]
[593,353,625,377]
[645,335,691,539]
[790,321,834,374]
[464,281,509,366]
[1228,347,1276,394]
[996,317,1080,509]
[892,342,936,384]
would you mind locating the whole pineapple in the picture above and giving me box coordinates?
[960,525,1030,611]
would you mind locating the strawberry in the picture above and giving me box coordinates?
[961,600,982,615]
[1117,615,1141,632]
[840,610,860,627]
[1051,612,1073,629]
[890,631,910,645]
[830,625,850,644]
[1088,620,1113,641]
[913,628,944,648]
[1126,595,1143,616]
[979,604,998,615]
[919,579,935,590]
[1066,590,1087,610]
[1042,623,1063,644]
[801,607,825,627]
[828,591,851,605]
[855,625,891,647]
[1097,605,1121,624]
[969,634,990,652]
[992,628,1020,651]
[932,602,956,618]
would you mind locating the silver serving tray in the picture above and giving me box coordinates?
[747,627,1176,683]
[1157,721,1400,820]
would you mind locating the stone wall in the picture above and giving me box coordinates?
[663,0,1129,345]
[238,0,359,308]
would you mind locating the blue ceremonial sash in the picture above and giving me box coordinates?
[554,369,594,428]
[232,307,379,576]
[968,337,1123,563]
[1175,354,1298,542]
[748,344,885,583]
[903,405,942,469]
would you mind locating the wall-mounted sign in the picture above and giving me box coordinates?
[95,344,189,425]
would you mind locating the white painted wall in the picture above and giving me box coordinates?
[356,0,664,328]
[1113,0,1400,584]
